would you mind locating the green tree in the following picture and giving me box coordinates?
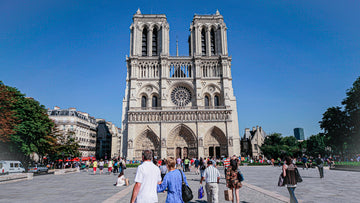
[306,133,327,157]
[319,106,349,154]
[260,133,300,159]
[0,81,18,142]
[0,82,55,168]
[342,76,360,153]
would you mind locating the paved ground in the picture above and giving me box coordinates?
[0,165,358,203]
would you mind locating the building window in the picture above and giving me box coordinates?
[152,28,158,56]
[201,29,206,56]
[141,96,147,108]
[152,96,158,107]
[142,28,148,56]
[210,29,215,55]
[205,95,209,107]
[214,95,219,107]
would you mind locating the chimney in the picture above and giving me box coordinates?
[69,107,77,111]
[54,106,60,110]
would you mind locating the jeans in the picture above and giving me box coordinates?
[287,186,298,203]
[318,166,324,178]
[206,183,219,203]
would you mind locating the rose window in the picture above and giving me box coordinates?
[171,86,192,106]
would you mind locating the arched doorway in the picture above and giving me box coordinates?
[204,127,227,158]
[134,129,160,160]
[167,124,197,159]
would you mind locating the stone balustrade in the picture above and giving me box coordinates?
[127,108,231,123]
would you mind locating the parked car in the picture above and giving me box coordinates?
[28,164,49,174]
[0,160,25,175]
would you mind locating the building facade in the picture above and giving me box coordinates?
[96,119,122,159]
[121,9,241,160]
[294,128,305,140]
[48,107,97,157]
[241,126,267,159]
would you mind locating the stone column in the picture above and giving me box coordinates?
[148,27,153,56]
[206,27,211,56]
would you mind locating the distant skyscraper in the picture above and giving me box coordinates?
[294,128,305,140]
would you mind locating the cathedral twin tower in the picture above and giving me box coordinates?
[121,9,240,160]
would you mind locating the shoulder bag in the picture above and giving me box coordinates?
[294,168,303,183]
[278,173,284,187]
[237,170,244,182]
[178,169,193,202]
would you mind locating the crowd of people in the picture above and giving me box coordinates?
[127,150,244,203]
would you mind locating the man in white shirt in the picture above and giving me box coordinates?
[200,160,220,203]
[130,150,161,203]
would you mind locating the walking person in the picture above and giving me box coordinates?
[316,154,324,178]
[184,157,190,172]
[113,159,119,173]
[194,158,200,175]
[108,159,113,175]
[200,160,220,203]
[99,159,104,175]
[130,150,161,203]
[224,156,230,175]
[157,157,190,203]
[226,159,242,203]
[160,160,168,181]
[283,156,299,203]
[93,160,98,175]
[199,157,206,178]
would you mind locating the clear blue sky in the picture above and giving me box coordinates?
[1,0,359,138]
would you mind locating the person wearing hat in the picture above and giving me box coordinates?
[200,160,220,203]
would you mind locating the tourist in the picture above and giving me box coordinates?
[176,157,181,169]
[184,157,190,172]
[327,156,334,168]
[315,154,324,178]
[301,155,308,170]
[99,159,104,175]
[130,150,161,203]
[194,157,200,175]
[113,159,118,173]
[108,159,113,175]
[200,160,220,203]
[157,157,190,203]
[115,171,126,186]
[226,159,242,203]
[93,160,98,175]
[224,156,230,175]
[283,156,298,203]
[85,160,90,172]
[160,160,167,181]
[199,157,206,178]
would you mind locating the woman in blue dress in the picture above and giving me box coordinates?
[157,157,190,203]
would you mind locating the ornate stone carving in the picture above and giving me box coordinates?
[137,82,142,88]
[128,139,133,149]
[199,138,203,147]
[146,86,153,92]
[161,138,166,147]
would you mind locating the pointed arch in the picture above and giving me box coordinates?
[167,124,197,158]
[142,27,148,56]
[204,126,227,158]
[134,128,160,160]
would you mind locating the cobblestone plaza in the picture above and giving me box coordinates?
[1,166,359,203]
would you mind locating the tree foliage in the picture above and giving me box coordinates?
[0,81,18,142]
[0,82,80,167]
[260,133,301,159]
[320,76,360,155]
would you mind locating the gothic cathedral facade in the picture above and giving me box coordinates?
[121,9,241,160]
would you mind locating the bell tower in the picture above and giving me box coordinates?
[129,9,170,57]
[189,10,228,57]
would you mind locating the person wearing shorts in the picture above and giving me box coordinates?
[108,159,113,175]
[99,159,104,175]
[93,160,98,175]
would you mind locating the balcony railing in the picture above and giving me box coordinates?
[127,106,231,123]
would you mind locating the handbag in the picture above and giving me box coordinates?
[278,173,284,187]
[198,185,204,199]
[237,170,244,182]
[224,189,233,201]
[178,169,193,202]
[294,168,302,183]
